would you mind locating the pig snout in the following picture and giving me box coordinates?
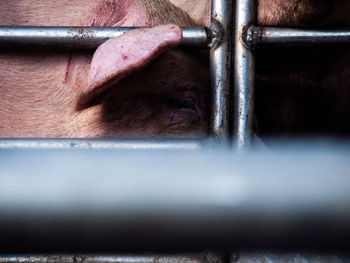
[78,24,182,109]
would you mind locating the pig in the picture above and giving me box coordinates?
[0,0,210,138]
[0,0,349,139]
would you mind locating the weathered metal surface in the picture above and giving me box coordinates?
[4,251,350,263]
[232,251,350,263]
[0,252,224,263]
[209,0,233,141]
[233,0,256,150]
[0,26,210,49]
[245,26,350,48]
[0,139,203,150]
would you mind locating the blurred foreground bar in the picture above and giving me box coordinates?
[0,142,350,252]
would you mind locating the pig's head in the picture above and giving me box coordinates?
[0,0,210,138]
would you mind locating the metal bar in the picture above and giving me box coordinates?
[245,26,350,48]
[0,253,223,263]
[1,144,350,251]
[0,26,210,49]
[233,0,256,150]
[0,139,203,150]
[209,0,233,141]
[231,252,350,263]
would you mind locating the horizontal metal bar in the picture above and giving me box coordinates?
[2,252,349,263]
[0,139,204,150]
[0,26,210,49]
[246,26,350,48]
[0,253,223,263]
[1,143,350,252]
[233,252,350,263]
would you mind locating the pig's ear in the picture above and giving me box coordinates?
[77,24,182,109]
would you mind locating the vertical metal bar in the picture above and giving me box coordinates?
[209,0,233,141]
[233,0,256,149]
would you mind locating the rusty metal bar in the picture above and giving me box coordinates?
[245,26,350,48]
[233,0,256,149]
[209,0,233,141]
[0,26,210,49]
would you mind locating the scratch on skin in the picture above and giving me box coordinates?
[64,51,73,83]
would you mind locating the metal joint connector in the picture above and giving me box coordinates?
[242,25,261,51]
[208,20,224,49]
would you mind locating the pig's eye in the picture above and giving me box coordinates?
[167,97,197,112]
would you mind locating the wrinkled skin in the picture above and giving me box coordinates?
[0,0,349,138]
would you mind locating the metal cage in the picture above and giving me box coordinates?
[0,0,349,149]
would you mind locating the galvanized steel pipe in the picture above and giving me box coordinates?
[209,0,233,141]
[1,145,350,251]
[0,138,203,150]
[245,26,350,47]
[233,0,256,149]
[0,253,223,263]
[0,26,210,49]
